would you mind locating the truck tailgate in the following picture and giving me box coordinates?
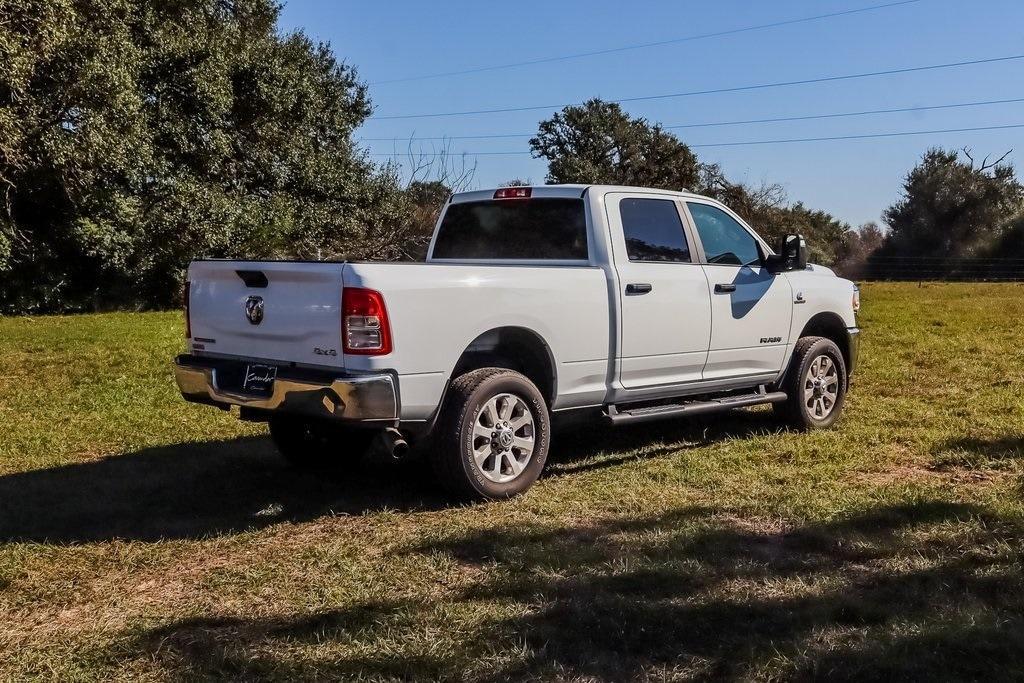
[187,260,346,368]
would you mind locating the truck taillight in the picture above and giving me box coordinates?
[343,287,392,355]
[183,280,192,339]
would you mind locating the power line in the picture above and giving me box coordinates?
[359,96,1024,142]
[689,123,1024,148]
[370,0,924,85]
[369,123,1024,156]
[369,54,1024,120]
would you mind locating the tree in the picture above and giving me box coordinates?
[529,106,848,265]
[398,139,477,260]
[402,180,450,260]
[833,222,885,277]
[698,163,849,265]
[881,147,1024,257]
[0,0,412,313]
[992,214,1024,257]
[529,99,699,191]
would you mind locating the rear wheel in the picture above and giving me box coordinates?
[775,336,847,430]
[433,368,550,500]
[268,415,376,469]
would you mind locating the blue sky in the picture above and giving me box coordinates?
[279,0,1024,229]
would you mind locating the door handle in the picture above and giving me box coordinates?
[625,283,653,295]
[715,283,737,293]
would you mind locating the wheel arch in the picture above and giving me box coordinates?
[798,312,852,379]
[449,326,557,407]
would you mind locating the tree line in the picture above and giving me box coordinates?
[2,0,1021,314]
[527,99,1024,275]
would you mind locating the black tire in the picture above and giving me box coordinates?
[268,415,376,469]
[774,336,848,430]
[432,368,550,501]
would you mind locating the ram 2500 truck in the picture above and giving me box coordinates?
[175,184,860,500]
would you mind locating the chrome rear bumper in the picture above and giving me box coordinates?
[173,355,398,423]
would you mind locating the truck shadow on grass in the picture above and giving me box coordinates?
[930,434,1024,472]
[0,411,780,544]
[547,408,780,478]
[126,500,1024,680]
[0,436,446,544]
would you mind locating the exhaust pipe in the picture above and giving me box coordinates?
[376,427,410,460]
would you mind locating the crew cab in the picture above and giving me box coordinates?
[175,185,860,500]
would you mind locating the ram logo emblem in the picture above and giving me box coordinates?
[244,295,264,325]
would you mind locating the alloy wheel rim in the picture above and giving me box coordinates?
[804,354,840,419]
[472,393,536,483]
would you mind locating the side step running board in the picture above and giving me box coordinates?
[605,389,787,426]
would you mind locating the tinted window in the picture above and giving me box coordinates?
[688,203,761,266]
[432,199,587,260]
[619,198,690,262]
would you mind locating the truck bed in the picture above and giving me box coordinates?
[186,260,612,421]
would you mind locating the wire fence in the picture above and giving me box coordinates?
[843,256,1024,282]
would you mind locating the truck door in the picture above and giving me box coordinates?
[684,200,793,381]
[606,193,712,389]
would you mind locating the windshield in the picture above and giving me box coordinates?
[432,198,588,260]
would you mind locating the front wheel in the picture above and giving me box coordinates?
[775,336,848,430]
[432,368,550,501]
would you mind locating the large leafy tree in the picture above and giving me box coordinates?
[529,99,699,191]
[882,147,1024,257]
[0,0,410,313]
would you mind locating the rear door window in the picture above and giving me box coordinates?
[431,198,587,260]
[619,198,691,263]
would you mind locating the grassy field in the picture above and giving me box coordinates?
[1,282,1023,681]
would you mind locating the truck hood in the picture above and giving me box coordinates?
[805,263,836,276]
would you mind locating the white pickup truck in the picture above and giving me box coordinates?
[176,184,860,499]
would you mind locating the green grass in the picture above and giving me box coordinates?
[1,283,1023,681]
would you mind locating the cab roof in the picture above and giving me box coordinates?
[449,184,710,204]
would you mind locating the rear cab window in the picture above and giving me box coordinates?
[431,198,588,260]
[619,198,691,262]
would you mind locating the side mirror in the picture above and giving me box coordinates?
[765,234,807,273]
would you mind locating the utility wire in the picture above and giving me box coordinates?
[370,0,924,85]
[369,54,1024,120]
[359,96,1024,142]
[369,123,1024,156]
[689,122,1024,148]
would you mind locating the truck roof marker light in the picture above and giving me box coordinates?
[494,187,531,199]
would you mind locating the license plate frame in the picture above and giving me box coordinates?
[243,364,277,396]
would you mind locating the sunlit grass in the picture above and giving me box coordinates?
[1,283,1022,680]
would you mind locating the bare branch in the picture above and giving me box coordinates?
[979,149,1013,172]
[402,137,476,192]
